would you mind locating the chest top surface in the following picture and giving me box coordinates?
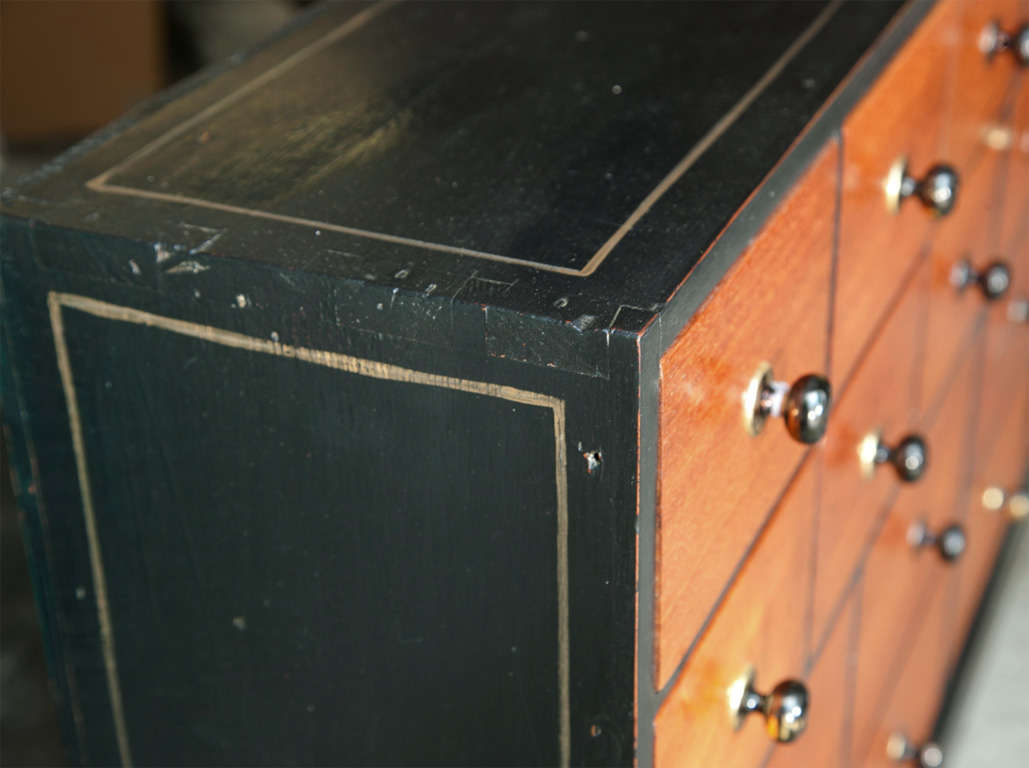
[2,0,905,331]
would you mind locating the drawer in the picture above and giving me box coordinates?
[974,255,1029,466]
[655,140,837,687]
[921,143,1008,412]
[835,0,959,387]
[765,586,857,768]
[654,457,818,768]
[1000,63,1029,252]
[949,0,1027,170]
[952,374,1029,666]
[812,255,929,647]
[851,342,978,764]
[857,579,952,768]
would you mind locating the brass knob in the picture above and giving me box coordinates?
[728,666,809,743]
[951,258,1012,301]
[980,21,1029,66]
[885,157,960,217]
[1008,298,1029,324]
[859,431,929,482]
[908,520,966,562]
[743,363,832,444]
[887,732,944,767]
[982,486,1029,520]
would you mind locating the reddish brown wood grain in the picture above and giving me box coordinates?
[921,146,1006,411]
[654,457,818,768]
[813,256,929,648]
[948,0,1026,169]
[765,585,856,768]
[835,0,959,387]
[655,140,837,689]
[858,582,952,768]
[851,346,978,765]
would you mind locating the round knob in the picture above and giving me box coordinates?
[1008,298,1029,324]
[887,732,944,766]
[982,486,1029,520]
[728,667,809,743]
[885,157,960,217]
[951,258,1011,301]
[743,364,832,444]
[908,520,966,562]
[980,21,1029,66]
[860,431,929,482]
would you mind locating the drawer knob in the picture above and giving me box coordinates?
[1008,297,1029,325]
[982,486,1029,520]
[908,520,966,562]
[980,21,1029,66]
[728,666,809,743]
[743,363,832,444]
[887,732,944,767]
[951,258,1011,301]
[859,431,929,482]
[885,157,960,217]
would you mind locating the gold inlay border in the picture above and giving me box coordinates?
[48,291,571,767]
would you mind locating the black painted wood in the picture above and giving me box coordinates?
[0,2,919,765]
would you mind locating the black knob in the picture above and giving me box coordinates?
[981,21,1029,66]
[861,432,929,483]
[730,669,809,743]
[912,164,960,216]
[908,521,966,563]
[888,732,944,767]
[744,365,832,444]
[951,258,1011,301]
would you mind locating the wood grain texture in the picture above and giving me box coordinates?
[655,141,837,689]
[653,457,818,768]
[765,583,857,768]
[835,0,959,387]
[813,255,929,649]
[851,345,978,765]
[948,0,1026,170]
[922,146,1006,411]
[952,340,1029,668]
[858,578,951,768]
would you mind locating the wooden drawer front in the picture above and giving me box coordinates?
[953,372,1029,666]
[813,256,928,647]
[975,255,1029,467]
[950,0,1027,170]
[922,146,1007,411]
[835,0,959,387]
[851,345,977,764]
[1000,66,1029,252]
[765,588,856,768]
[654,459,817,768]
[655,141,837,688]
[857,581,952,768]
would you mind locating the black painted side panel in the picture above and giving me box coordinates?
[1,214,639,766]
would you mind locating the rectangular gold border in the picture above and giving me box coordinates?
[48,291,570,767]
[85,0,841,277]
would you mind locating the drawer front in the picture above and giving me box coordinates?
[654,459,818,768]
[655,140,837,687]
[765,587,856,768]
[858,580,952,768]
[835,0,960,387]
[949,0,1027,170]
[813,255,929,647]
[1000,62,1029,252]
[851,343,978,764]
[953,367,1029,666]
[922,144,1007,411]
